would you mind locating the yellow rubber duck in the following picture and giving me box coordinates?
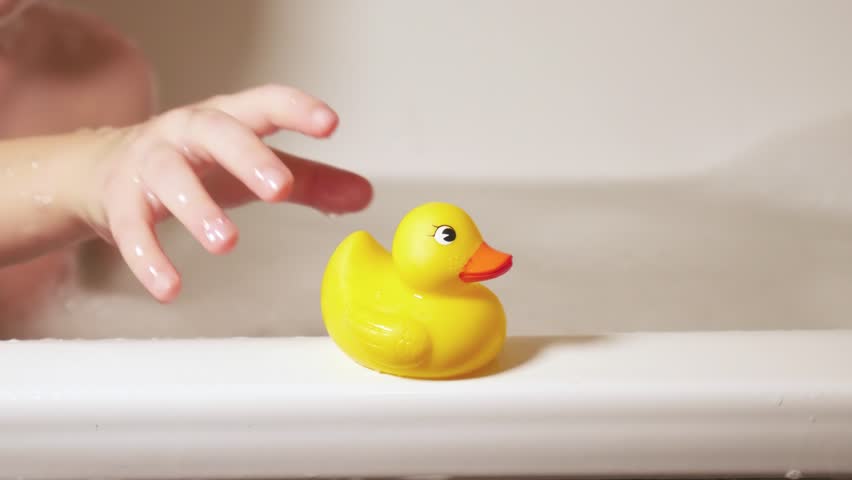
[321,202,513,379]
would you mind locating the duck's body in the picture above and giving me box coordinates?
[320,203,512,379]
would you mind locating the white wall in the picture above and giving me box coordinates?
[69,0,852,182]
[13,0,852,339]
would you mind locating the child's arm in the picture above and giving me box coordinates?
[0,85,373,303]
[0,131,102,265]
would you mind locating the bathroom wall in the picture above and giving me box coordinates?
[68,0,852,182]
[12,0,852,339]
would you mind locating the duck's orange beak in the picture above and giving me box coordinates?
[459,242,513,283]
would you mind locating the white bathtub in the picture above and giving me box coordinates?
[2,176,852,479]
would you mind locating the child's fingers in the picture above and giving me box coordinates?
[141,143,238,255]
[272,148,373,213]
[199,150,373,214]
[197,84,338,138]
[108,195,181,303]
[158,108,294,203]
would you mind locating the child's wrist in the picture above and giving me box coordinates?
[51,127,126,241]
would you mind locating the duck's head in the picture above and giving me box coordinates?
[391,202,513,291]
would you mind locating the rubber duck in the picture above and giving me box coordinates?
[321,202,512,379]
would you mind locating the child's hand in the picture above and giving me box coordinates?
[78,84,373,303]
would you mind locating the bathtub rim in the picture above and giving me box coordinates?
[0,329,850,479]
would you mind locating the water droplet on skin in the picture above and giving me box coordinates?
[177,193,188,205]
[253,167,284,193]
[202,218,227,243]
[134,245,144,257]
[145,190,158,205]
[785,469,802,480]
[33,194,53,205]
[132,176,141,185]
[30,161,38,169]
[147,265,173,295]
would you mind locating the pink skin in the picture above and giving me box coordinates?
[0,3,372,308]
[89,86,372,302]
[0,0,29,19]
[0,1,157,317]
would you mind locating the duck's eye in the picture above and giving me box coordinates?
[433,225,456,245]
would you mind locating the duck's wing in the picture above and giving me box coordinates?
[348,302,432,370]
[324,230,432,370]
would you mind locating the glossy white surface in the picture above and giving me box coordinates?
[1,332,850,478]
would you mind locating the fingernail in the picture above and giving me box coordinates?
[148,265,175,296]
[144,189,160,208]
[312,107,336,130]
[254,167,289,195]
[202,216,233,244]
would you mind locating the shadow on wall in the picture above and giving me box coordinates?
[67,0,263,108]
[700,112,852,214]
